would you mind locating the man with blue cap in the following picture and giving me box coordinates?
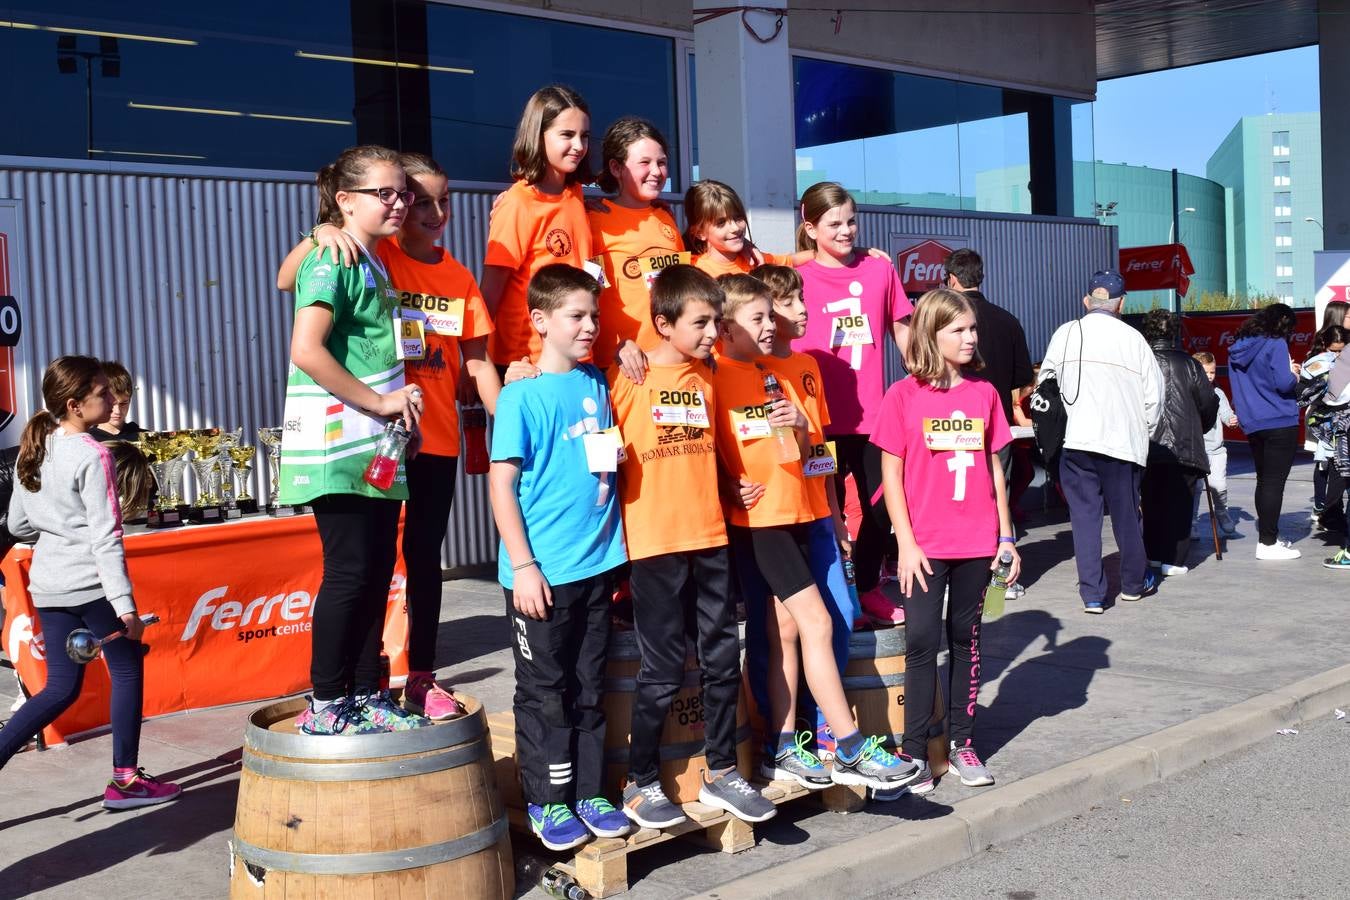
[1037,270,1163,613]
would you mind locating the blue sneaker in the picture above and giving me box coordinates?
[574,796,632,838]
[1082,599,1104,615]
[528,802,590,851]
[1120,570,1159,602]
[830,736,921,791]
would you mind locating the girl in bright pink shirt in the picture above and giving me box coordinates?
[871,288,1018,794]
[794,182,913,625]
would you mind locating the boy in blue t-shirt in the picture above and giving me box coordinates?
[489,264,629,852]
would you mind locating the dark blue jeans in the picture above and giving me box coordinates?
[1059,449,1147,603]
[0,599,144,768]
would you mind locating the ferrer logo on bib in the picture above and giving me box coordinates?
[923,415,984,451]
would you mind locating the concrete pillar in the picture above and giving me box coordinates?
[694,2,798,252]
[1320,0,1350,250]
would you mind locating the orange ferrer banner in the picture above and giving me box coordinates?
[1,515,409,747]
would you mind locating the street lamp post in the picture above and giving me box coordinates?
[1169,206,1196,313]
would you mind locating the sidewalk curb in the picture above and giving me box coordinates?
[695,663,1350,900]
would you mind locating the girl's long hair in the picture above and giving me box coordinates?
[682,180,748,254]
[1321,299,1349,331]
[17,355,104,491]
[1235,302,1297,340]
[315,145,403,227]
[510,85,592,186]
[905,289,983,383]
[104,440,155,519]
[796,181,856,253]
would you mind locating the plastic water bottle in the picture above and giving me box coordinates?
[461,404,490,475]
[762,373,800,463]
[517,853,590,900]
[984,548,1014,621]
[842,558,864,621]
[363,421,410,490]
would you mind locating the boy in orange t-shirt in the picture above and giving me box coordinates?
[610,265,775,829]
[712,274,921,795]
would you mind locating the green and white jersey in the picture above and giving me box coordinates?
[278,245,408,504]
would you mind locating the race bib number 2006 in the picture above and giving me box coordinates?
[922,416,984,451]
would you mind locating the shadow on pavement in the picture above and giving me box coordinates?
[435,613,509,667]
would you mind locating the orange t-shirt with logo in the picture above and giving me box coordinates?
[692,251,792,279]
[763,351,833,520]
[484,180,593,365]
[379,240,494,457]
[710,355,815,528]
[588,204,685,369]
[609,362,726,560]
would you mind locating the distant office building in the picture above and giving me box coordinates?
[1207,113,1324,306]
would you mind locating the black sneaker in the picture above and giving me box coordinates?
[622,780,686,829]
[698,768,777,823]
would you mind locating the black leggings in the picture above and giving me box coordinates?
[832,433,892,592]
[0,599,144,769]
[1247,426,1299,545]
[310,493,402,700]
[1141,463,1199,567]
[403,453,459,673]
[898,556,990,759]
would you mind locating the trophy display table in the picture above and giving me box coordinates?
[0,512,411,749]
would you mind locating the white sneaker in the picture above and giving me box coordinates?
[1158,563,1189,577]
[1255,540,1301,560]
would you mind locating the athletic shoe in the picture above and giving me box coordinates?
[1311,504,1326,523]
[357,690,431,732]
[1323,548,1350,570]
[1158,563,1189,577]
[859,587,905,625]
[947,741,995,787]
[528,802,590,851]
[1005,581,1026,602]
[1218,515,1240,539]
[622,780,687,829]
[830,736,921,791]
[760,732,832,790]
[906,760,936,796]
[1255,540,1301,560]
[296,697,382,735]
[403,674,466,721]
[1120,571,1159,602]
[574,797,632,839]
[103,769,182,809]
[698,769,777,823]
[1082,599,1105,614]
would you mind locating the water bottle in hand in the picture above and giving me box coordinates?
[763,373,800,463]
[363,421,410,490]
[984,548,1014,621]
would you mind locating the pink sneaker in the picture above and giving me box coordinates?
[403,674,467,721]
[103,769,182,810]
[859,587,905,626]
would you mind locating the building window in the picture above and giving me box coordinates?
[1272,131,1290,157]
[1275,253,1293,278]
[1274,192,1292,217]
[1275,221,1293,248]
[1276,281,1294,303]
[1273,161,1291,187]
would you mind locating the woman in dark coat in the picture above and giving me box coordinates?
[1140,310,1218,575]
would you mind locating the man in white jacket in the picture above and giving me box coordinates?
[1038,270,1163,613]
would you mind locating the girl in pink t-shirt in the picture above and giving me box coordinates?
[794,181,914,626]
[871,288,1017,794]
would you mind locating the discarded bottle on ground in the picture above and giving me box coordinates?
[983,548,1014,621]
[518,853,590,900]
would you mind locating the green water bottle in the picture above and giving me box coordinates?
[984,548,1014,621]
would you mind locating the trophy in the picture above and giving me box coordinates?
[217,428,244,517]
[163,432,192,509]
[186,428,226,524]
[257,426,294,517]
[227,444,259,515]
[137,432,183,529]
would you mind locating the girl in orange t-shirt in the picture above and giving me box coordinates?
[480,85,595,366]
[684,180,792,278]
[277,153,503,722]
[587,116,684,383]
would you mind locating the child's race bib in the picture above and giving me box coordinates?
[650,387,709,428]
[392,307,427,361]
[831,313,873,348]
[923,415,984,451]
[583,427,624,473]
[730,404,771,440]
[640,250,693,291]
[803,440,837,477]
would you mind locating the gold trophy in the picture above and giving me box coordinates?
[186,428,226,524]
[257,426,294,516]
[137,432,183,529]
[228,444,259,515]
[217,428,244,518]
[163,431,193,508]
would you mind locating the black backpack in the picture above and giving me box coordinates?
[1029,321,1082,474]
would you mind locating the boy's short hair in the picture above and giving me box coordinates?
[748,264,802,301]
[943,248,984,289]
[528,263,600,312]
[1192,350,1216,366]
[716,273,771,321]
[101,360,134,397]
[650,264,722,325]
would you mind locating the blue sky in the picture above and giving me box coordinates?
[1094,46,1321,178]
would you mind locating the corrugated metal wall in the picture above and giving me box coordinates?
[0,162,1115,568]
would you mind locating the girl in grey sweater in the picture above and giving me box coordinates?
[1,356,180,809]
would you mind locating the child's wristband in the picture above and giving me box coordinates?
[998,536,1016,544]
[511,557,537,571]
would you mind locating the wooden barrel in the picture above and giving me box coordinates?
[843,626,950,778]
[602,629,754,804]
[230,695,512,899]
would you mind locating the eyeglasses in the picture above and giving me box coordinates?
[347,186,414,207]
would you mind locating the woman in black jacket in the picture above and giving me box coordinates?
[1140,310,1220,575]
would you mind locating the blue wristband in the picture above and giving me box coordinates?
[998,536,1016,544]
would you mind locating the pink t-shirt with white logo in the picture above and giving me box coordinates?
[794,255,913,435]
[869,376,1012,560]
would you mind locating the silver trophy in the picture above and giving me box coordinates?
[257,426,293,516]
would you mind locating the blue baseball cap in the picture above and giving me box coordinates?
[1087,269,1125,299]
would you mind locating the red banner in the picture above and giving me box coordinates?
[1120,243,1196,296]
[1,514,410,747]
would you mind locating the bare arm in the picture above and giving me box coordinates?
[479,265,514,320]
[881,450,930,596]
[990,452,1022,585]
[489,459,552,620]
[276,225,360,292]
[291,305,421,428]
[462,337,503,415]
[891,318,911,360]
